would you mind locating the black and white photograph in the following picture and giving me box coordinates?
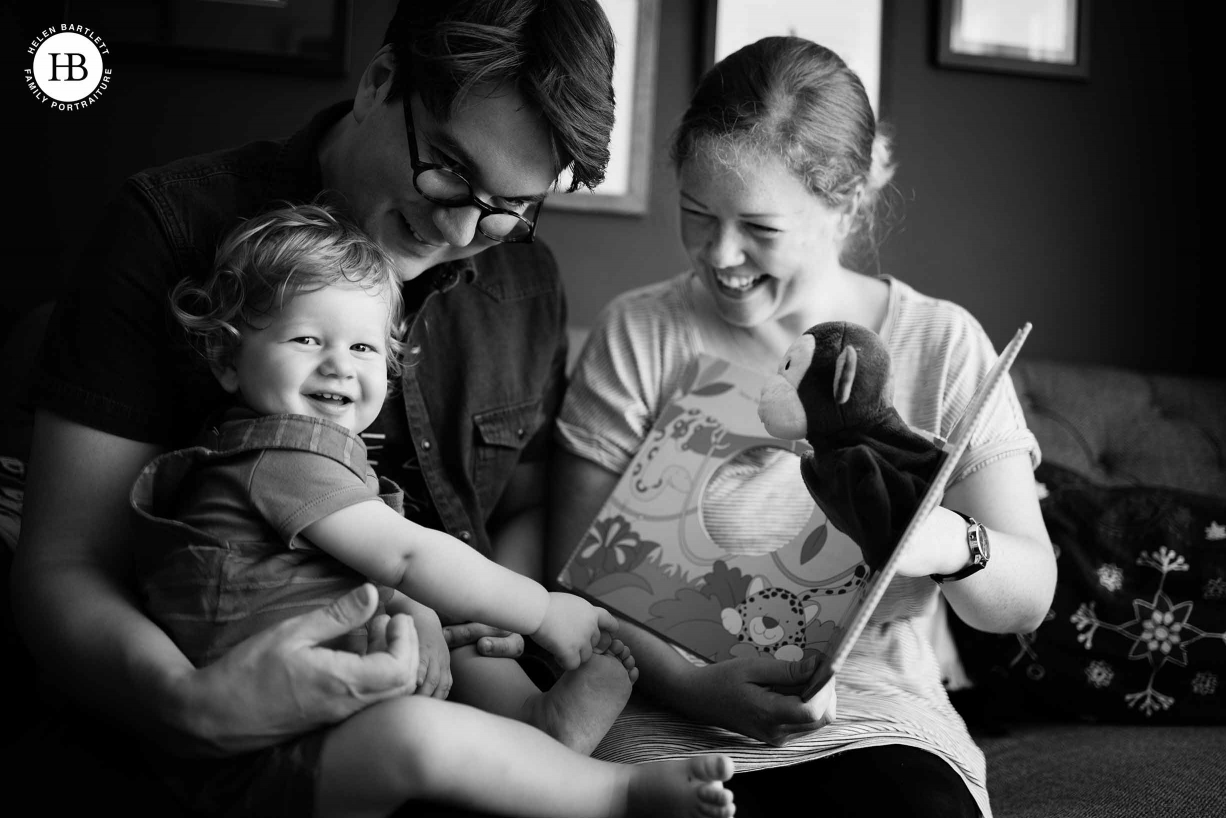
[3,2,1220,817]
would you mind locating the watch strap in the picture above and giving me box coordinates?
[930,509,990,584]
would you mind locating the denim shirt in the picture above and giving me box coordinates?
[132,409,404,667]
[35,101,568,557]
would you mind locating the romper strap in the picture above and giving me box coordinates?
[202,413,369,482]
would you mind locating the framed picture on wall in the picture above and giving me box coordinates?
[548,0,660,216]
[71,0,352,78]
[699,0,883,116]
[937,0,1090,80]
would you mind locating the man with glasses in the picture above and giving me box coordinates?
[13,1,617,814]
[404,94,544,244]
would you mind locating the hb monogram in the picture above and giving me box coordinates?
[46,52,89,82]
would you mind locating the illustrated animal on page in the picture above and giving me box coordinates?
[756,322,945,573]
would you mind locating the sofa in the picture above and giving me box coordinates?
[3,305,1224,816]
[947,357,1226,817]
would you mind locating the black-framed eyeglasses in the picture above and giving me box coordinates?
[403,97,541,243]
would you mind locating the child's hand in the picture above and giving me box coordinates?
[530,592,618,671]
[391,596,453,699]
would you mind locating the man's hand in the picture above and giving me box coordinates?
[678,656,838,746]
[531,592,618,671]
[441,621,525,658]
[184,583,418,756]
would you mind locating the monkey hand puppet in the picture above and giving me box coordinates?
[757,322,945,573]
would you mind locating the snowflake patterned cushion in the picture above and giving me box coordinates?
[950,461,1226,724]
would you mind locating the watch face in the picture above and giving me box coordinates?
[972,522,990,566]
[931,517,988,583]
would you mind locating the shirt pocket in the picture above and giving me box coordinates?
[472,398,543,510]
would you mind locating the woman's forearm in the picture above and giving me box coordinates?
[940,523,1056,633]
[931,455,1057,634]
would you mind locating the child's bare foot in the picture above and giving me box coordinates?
[622,755,736,818]
[521,639,635,754]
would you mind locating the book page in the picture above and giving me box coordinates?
[558,323,1032,702]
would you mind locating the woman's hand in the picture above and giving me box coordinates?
[680,655,838,746]
[182,584,419,756]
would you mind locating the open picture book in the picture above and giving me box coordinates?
[557,323,1032,702]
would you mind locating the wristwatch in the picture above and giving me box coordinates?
[930,509,990,584]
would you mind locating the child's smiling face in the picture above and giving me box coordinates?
[215,283,394,434]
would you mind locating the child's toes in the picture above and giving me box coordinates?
[608,639,638,671]
[697,784,735,817]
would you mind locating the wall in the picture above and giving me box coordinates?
[6,1,1213,376]
[877,1,1211,377]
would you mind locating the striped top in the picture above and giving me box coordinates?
[557,272,1041,818]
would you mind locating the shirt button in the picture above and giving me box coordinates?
[421,439,431,450]
[516,427,526,438]
[458,530,472,542]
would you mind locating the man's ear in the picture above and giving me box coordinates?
[354,44,396,122]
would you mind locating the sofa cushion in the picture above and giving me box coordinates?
[1010,358,1226,498]
[977,722,1226,818]
[952,461,1226,724]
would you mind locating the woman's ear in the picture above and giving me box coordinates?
[354,44,396,122]
[836,187,864,241]
[834,211,853,242]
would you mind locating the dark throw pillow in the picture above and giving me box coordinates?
[950,462,1226,725]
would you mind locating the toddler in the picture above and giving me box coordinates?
[131,203,736,818]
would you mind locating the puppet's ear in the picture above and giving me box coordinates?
[833,345,858,405]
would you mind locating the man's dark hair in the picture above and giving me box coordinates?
[384,0,616,193]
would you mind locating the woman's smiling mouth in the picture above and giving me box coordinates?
[714,270,768,296]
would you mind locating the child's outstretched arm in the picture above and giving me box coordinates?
[302,501,616,668]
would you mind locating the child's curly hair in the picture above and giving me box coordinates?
[171,201,406,381]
